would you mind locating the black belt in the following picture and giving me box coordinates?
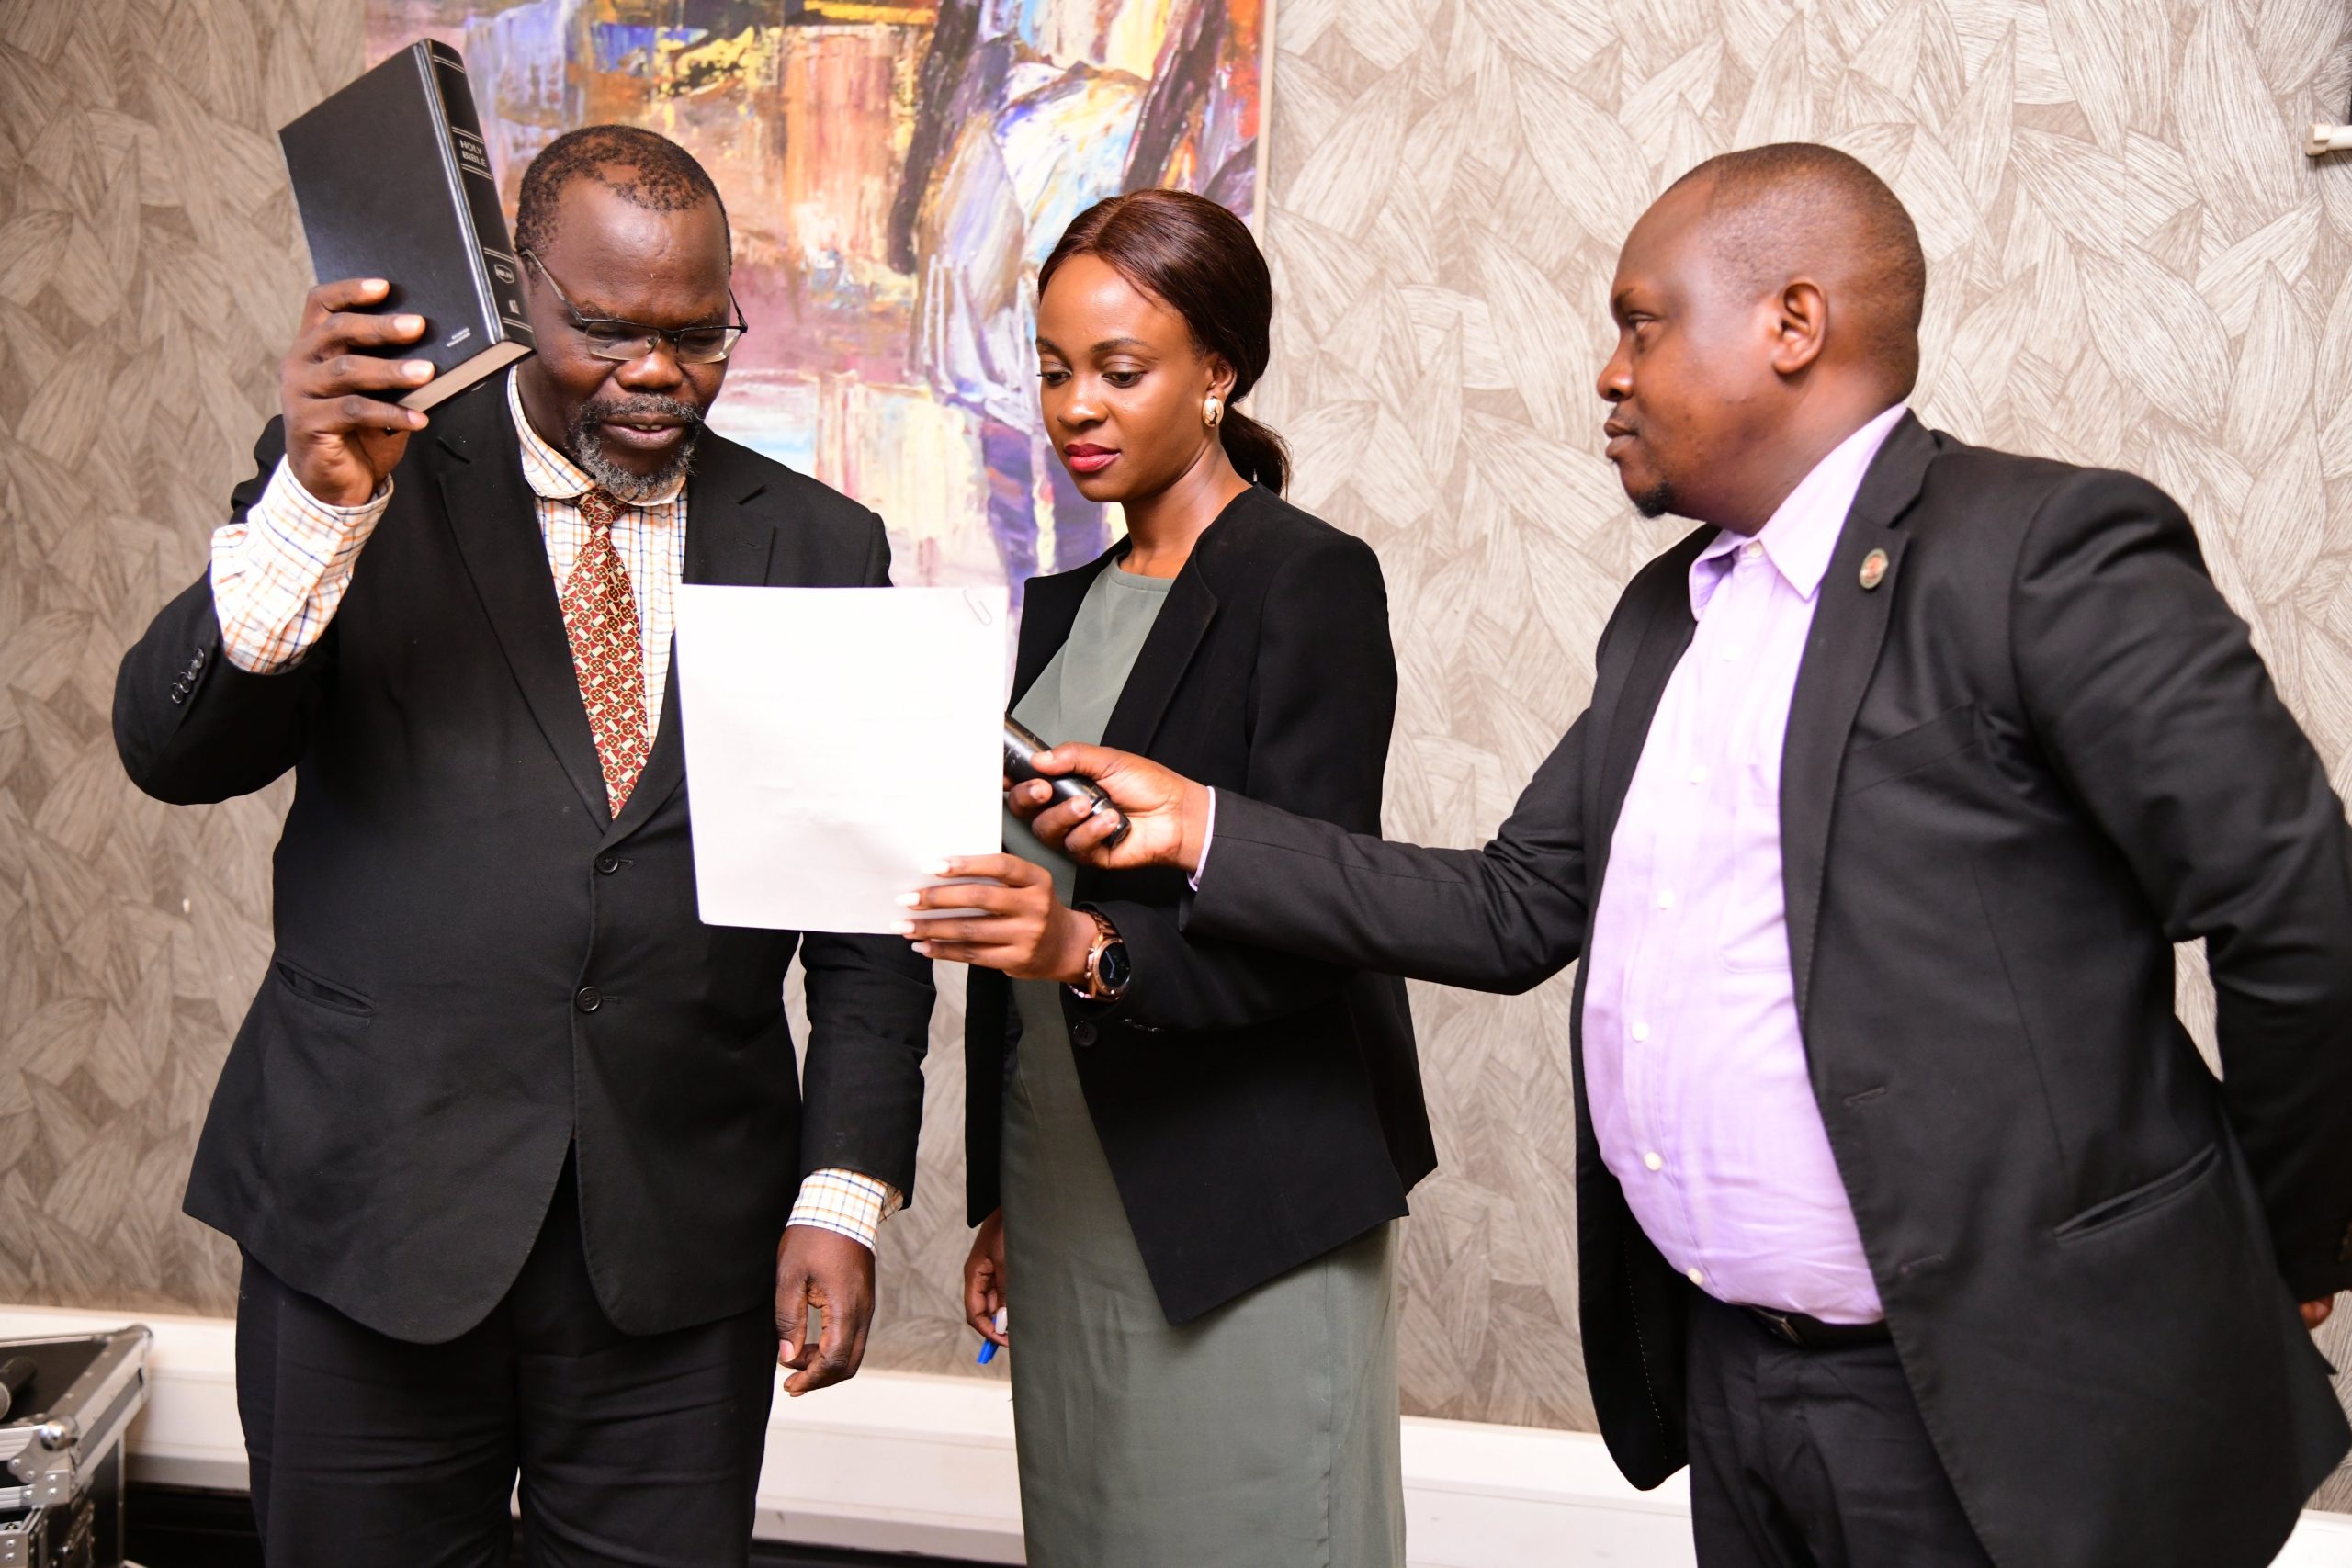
[1743,1306,1893,1349]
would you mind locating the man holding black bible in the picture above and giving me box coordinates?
[979,144,2352,1568]
[114,126,933,1565]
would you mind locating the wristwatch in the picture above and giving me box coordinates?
[1069,910,1132,1003]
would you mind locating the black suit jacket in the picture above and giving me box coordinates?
[114,379,935,1343]
[1182,417,2352,1567]
[965,486,1434,1325]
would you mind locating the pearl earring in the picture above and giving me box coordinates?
[1204,394,1224,428]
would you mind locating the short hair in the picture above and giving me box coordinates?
[513,124,729,260]
[1669,142,1927,397]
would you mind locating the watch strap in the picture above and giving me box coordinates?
[1069,909,1128,1002]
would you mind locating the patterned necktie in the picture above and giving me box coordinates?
[561,487,650,816]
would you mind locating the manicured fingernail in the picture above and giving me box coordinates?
[396,315,424,333]
[929,860,952,875]
[911,942,933,956]
[895,892,921,908]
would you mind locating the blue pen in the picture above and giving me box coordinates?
[976,1305,1006,1364]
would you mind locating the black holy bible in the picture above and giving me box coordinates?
[279,40,535,410]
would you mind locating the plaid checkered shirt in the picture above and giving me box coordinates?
[206,372,902,1249]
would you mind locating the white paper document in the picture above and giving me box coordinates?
[673,584,1006,933]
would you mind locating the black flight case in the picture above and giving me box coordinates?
[0,1325,151,1568]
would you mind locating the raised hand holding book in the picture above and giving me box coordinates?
[278,40,535,410]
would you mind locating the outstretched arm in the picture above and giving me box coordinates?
[1021,716,1594,996]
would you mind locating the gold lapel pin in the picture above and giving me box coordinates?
[1859,547,1889,591]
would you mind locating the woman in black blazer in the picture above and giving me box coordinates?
[904,190,1432,1567]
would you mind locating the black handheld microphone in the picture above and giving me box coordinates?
[1004,715,1131,848]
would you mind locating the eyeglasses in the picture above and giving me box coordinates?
[520,249,749,365]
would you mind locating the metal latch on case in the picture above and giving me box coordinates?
[6,1416,79,1503]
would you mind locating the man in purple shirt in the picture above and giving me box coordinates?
[967,143,2352,1567]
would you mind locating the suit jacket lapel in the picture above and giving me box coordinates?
[1100,556,1215,754]
[1589,532,1710,890]
[1012,557,1106,708]
[435,382,611,824]
[1781,412,1935,1023]
[602,447,779,848]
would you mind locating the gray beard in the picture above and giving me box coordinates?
[567,394,704,502]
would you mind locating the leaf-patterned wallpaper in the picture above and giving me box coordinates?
[3,0,2349,1504]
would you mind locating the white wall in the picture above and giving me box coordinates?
[5,1304,2347,1567]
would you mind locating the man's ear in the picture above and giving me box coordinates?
[1771,279,1828,377]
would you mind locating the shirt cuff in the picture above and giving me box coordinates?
[1188,787,1217,891]
[209,460,392,673]
[787,1168,903,1252]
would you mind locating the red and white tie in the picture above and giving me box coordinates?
[561,488,650,815]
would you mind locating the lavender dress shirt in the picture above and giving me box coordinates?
[1581,403,1908,1324]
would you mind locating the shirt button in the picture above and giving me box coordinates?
[1687,1266,1707,1286]
[595,854,621,874]
[1689,764,1707,784]
[1743,541,1762,558]
[1644,1151,1664,1171]
[1071,1021,1099,1048]
[574,986,602,1013]
[1656,889,1676,910]
[1632,1021,1651,1043]
[1720,647,1740,662]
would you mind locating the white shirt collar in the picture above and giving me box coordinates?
[1692,404,1908,610]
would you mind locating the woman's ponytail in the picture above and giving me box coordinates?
[1217,405,1289,494]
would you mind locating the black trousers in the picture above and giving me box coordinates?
[1686,1293,1994,1568]
[235,1156,779,1568]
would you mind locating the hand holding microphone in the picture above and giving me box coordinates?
[1003,716,1130,847]
[1004,739,1211,874]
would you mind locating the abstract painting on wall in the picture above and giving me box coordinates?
[359,0,1264,605]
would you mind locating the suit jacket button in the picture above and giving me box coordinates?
[1070,1021,1098,1048]
[575,986,602,1013]
[595,854,621,875]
